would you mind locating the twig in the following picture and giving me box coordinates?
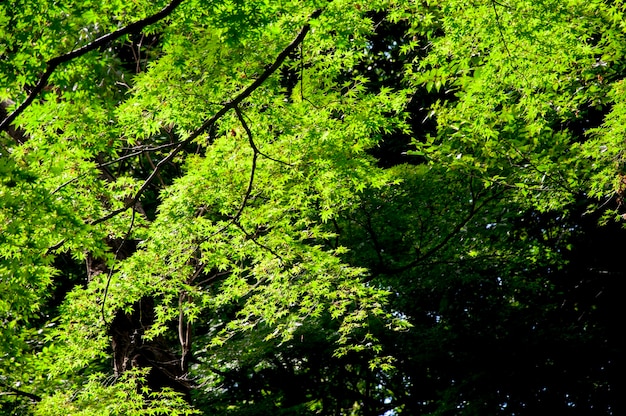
[232,105,260,221]
[145,152,166,187]
[178,291,192,371]
[199,105,259,239]
[91,141,185,225]
[233,221,285,265]
[235,108,293,166]
[491,0,514,59]
[372,185,506,277]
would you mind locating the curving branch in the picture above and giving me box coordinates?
[181,9,323,142]
[90,8,323,226]
[232,105,259,222]
[0,380,41,403]
[0,99,28,143]
[0,0,185,134]
[91,141,185,225]
[234,108,293,166]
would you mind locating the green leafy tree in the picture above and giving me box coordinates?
[1,0,624,415]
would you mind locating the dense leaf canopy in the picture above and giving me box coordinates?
[1,0,624,414]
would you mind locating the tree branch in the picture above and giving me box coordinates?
[0,99,28,143]
[183,9,323,141]
[232,105,259,222]
[91,141,183,225]
[0,380,41,403]
[0,0,184,133]
[90,9,323,226]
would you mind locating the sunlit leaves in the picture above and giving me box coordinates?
[4,0,624,414]
[407,0,624,212]
[33,369,198,416]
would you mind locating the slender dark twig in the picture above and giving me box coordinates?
[199,105,260,239]
[371,185,506,277]
[91,141,185,225]
[233,221,285,265]
[491,0,514,59]
[232,105,259,222]
[235,109,293,166]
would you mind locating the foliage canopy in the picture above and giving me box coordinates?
[1,0,624,414]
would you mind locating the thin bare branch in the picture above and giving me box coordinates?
[235,108,293,166]
[91,141,185,225]
[233,105,259,221]
[0,380,41,403]
[233,221,285,265]
[371,185,506,278]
